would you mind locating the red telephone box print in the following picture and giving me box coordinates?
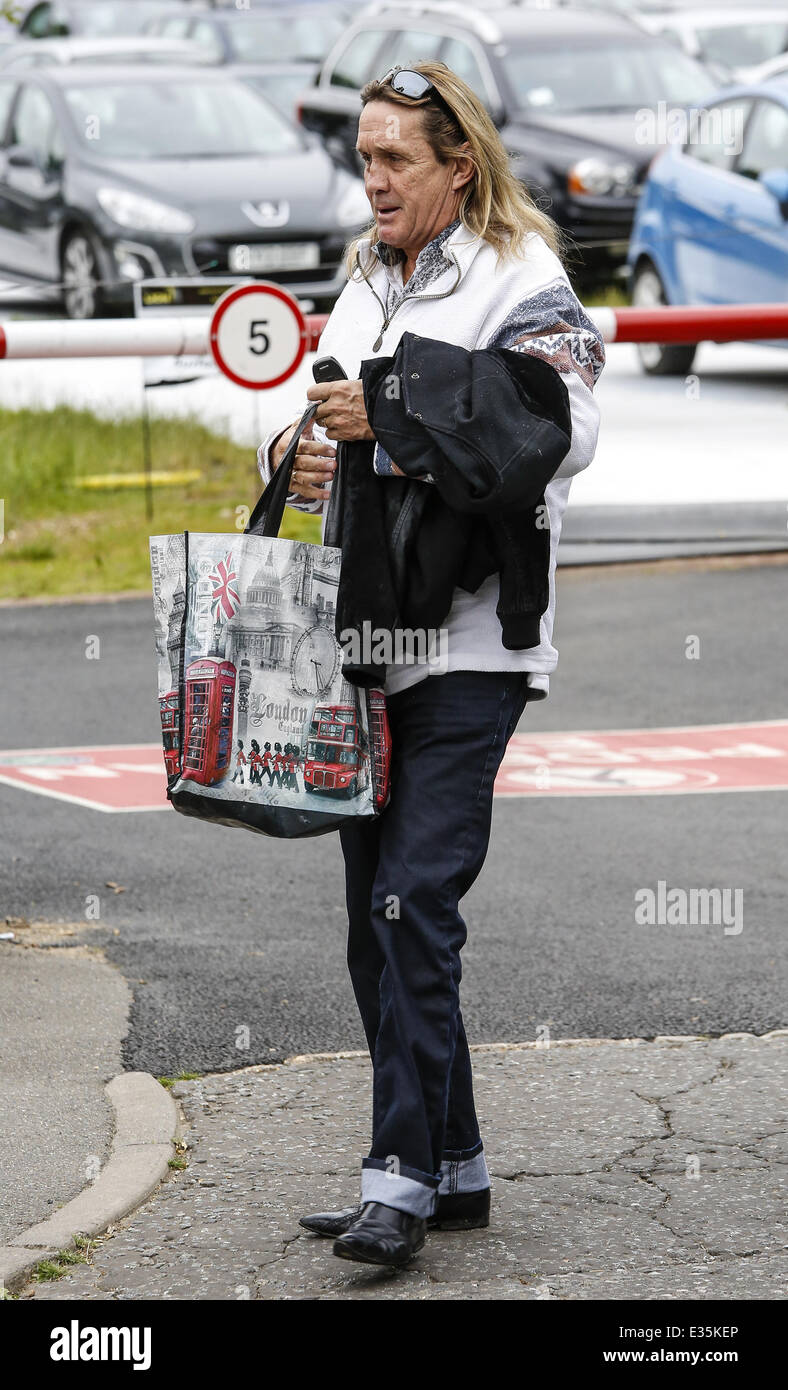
[158,691,181,778]
[182,658,237,786]
[367,688,391,812]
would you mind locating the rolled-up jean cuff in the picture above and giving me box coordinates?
[442,1138,484,1162]
[438,1150,490,1196]
[361,1159,439,1218]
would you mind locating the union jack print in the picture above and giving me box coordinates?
[209,554,240,622]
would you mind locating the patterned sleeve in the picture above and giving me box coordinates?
[485,276,606,391]
[374,441,435,483]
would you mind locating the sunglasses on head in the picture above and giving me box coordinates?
[382,67,460,128]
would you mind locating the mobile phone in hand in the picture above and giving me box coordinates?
[312,355,347,384]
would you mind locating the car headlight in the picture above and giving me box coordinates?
[568,158,637,197]
[335,178,371,228]
[96,187,195,235]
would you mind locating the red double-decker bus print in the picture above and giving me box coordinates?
[304,704,370,799]
[182,658,237,786]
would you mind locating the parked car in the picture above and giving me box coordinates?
[0,36,218,68]
[231,61,320,120]
[0,64,371,316]
[627,75,788,372]
[636,8,788,85]
[297,2,718,280]
[143,3,345,63]
[18,1,188,39]
[0,15,19,65]
[749,49,788,82]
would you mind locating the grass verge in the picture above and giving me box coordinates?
[32,1236,92,1283]
[0,405,320,600]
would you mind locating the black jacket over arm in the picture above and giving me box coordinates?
[332,332,572,686]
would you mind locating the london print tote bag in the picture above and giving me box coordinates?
[149,405,391,839]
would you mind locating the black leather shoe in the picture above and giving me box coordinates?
[301,1187,490,1237]
[299,1205,364,1237]
[332,1202,426,1267]
[429,1187,491,1230]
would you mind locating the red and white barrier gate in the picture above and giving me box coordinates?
[0,304,786,360]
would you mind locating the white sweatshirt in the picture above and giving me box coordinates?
[258,221,605,700]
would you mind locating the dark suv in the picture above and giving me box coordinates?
[297,2,717,279]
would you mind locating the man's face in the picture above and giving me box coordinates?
[356,100,469,256]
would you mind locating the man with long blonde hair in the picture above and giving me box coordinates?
[258,62,605,1268]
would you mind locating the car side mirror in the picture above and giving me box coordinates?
[759,167,788,219]
[8,145,38,169]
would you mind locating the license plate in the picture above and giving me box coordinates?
[228,242,320,273]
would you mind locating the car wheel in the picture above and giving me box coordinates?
[632,264,697,376]
[61,229,104,320]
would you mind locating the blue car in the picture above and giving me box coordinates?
[627,74,788,373]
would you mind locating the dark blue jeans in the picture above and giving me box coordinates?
[339,669,531,1217]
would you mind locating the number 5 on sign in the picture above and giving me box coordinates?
[209,282,308,390]
[249,320,270,355]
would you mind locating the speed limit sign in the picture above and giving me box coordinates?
[209,282,308,390]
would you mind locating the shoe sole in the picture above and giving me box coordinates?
[332,1238,425,1269]
[427,1215,490,1231]
[304,1214,489,1237]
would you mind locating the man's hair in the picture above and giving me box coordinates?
[346,60,563,277]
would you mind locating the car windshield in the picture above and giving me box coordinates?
[224,14,343,63]
[501,42,716,114]
[64,2,176,36]
[63,79,302,157]
[245,71,311,114]
[695,22,788,70]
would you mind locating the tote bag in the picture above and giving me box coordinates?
[149,405,391,838]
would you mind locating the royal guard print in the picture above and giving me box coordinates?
[231,740,247,784]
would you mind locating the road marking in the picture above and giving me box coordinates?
[497,719,788,796]
[0,744,168,812]
[0,720,786,811]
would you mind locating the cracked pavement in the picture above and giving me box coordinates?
[20,1033,787,1301]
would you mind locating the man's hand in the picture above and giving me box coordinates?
[306,379,375,441]
[270,418,336,501]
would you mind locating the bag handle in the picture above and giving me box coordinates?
[245,401,318,539]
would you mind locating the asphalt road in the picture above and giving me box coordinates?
[1,559,785,1076]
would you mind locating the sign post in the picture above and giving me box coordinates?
[209,282,309,390]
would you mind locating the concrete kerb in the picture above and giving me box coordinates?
[2,1030,785,1297]
[0,1072,178,1296]
[221,1027,788,1076]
